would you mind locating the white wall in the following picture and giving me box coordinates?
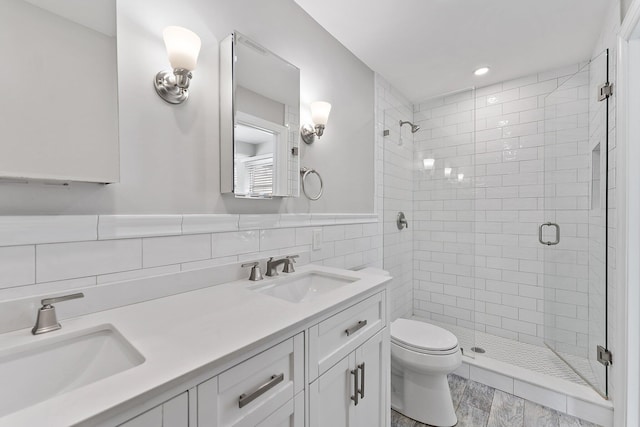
[0,0,375,215]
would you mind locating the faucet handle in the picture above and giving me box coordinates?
[283,255,299,273]
[32,292,84,335]
[41,292,84,307]
[241,261,263,281]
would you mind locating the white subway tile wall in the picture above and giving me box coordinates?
[412,64,598,350]
[376,74,414,321]
[0,214,383,319]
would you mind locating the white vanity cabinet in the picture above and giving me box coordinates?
[119,392,189,427]
[110,287,388,427]
[307,292,388,427]
[197,334,304,427]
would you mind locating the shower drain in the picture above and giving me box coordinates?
[470,346,486,354]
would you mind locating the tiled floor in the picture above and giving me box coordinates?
[391,375,602,427]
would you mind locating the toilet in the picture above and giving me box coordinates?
[391,318,462,427]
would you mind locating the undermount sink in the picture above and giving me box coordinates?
[0,324,144,417]
[249,271,358,303]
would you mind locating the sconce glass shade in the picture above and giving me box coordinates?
[163,26,201,71]
[310,101,331,126]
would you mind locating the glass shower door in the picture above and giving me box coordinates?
[542,50,608,397]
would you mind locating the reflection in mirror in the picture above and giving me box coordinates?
[220,32,300,198]
[0,0,119,183]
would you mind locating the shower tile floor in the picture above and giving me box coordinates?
[391,375,602,427]
[419,317,598,387]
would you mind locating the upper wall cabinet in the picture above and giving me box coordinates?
[220,32,300,199]
[0,0,119,183]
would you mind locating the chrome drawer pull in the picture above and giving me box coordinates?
[345,320,367,336]
[238,373,284,408]
[350,368,359,406]
[358,362,365,399]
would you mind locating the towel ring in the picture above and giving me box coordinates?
[300,167,323,200]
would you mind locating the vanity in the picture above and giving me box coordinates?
[0,265,390,427]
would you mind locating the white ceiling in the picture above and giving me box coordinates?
[294,0,611,102]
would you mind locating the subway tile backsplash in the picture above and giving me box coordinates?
[0,213,383,330]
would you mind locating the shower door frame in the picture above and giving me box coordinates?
[542,50,610,399]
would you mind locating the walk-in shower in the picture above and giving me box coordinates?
[382,49,611,400]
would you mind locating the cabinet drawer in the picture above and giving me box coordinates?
[308,291,385,380]
[118,392,188,427]
[198,333,304,427]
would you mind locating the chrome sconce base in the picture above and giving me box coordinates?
[154,68,192,104]
[301,123,325,144]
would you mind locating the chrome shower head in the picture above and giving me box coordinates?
[399,120,420,133]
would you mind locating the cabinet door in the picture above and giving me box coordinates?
[355,330,386,427]
[119,392,188,427]
[309,354,356,427]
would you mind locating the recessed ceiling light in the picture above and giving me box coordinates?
[474,67,490,76]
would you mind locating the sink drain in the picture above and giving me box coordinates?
[471,346,486,354]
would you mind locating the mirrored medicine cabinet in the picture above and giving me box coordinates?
[220,32,300,199]
[0,0,119,183]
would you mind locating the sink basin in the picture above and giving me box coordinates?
[0,324,144,417]
[250,271,358,303]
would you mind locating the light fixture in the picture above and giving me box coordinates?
[457,173,465,182]
[444,167,452,178]
[301,101,332,144]
[474,67,490,76]
[423,158,435,170]
[154,26,202,104]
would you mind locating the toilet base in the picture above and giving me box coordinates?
[391,364,458,427]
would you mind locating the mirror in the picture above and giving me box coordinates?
[220,32,300,198]
[0,0,119,183]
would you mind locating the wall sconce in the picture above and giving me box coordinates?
[301,101,332,144]
[154,26,201,104]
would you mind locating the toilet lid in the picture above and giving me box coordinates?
[391,319,458,352]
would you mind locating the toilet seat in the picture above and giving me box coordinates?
[391,319,459,355]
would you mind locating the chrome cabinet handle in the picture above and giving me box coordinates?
[238,373,284,408]
[358,362,365,399]
[351,368,359,406]
[345,320,367,336]
[538,222,560,246]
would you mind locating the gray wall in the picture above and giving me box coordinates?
[0,0,375,215]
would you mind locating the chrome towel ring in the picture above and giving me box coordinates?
[300,167,324,200]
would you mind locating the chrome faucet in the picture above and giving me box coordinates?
[266,255,299,277]
[32,292,84,335]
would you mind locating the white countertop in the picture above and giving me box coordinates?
[0,265,390,426]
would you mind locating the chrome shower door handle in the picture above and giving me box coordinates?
[538,222,560,246]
